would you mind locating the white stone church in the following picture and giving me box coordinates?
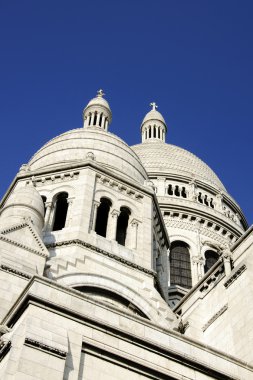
[0,90,252,379]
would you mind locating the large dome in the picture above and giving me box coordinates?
[132,141,226,191]
[28,128,147,184]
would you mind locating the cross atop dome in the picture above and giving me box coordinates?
[97,89,105,98]
[150,102,158,111]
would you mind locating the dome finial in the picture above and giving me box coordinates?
[97,89,105,98]
[150,102,158,111]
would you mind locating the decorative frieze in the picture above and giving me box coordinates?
[25,171,79,187]
[97,174,143,201]
[164,215,236,244]
[224,263,247,288]
[202,304,228,332]
[24,337,67,359]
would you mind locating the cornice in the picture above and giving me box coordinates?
[0,264,32,280]
[24,337,67,358]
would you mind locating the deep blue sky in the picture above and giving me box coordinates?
[0,1,253,225]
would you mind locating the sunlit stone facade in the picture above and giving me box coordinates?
[0,91,252,379]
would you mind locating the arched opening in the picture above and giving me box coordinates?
[182,187,187,198]
[175,185,180,197]
[41,195,47,216]
[99,113,103,127]
[170,241,192,289]
[52,192,69,231]
[149,126,151,138]
[93,112,97,126]
[204,250,219,273]
[154,126,156,138]
[158,127,160,139]
[116,206,131,246]
[167,184,173,195]
[95,197,112,237]
[88,113,92,126]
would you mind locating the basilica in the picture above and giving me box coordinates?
[0,90,252,379]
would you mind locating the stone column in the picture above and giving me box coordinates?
[198,257,205,279]
[215,191,223,212]
[223,246,232,276]
[90,113,95,126]
[91,201,100,231]
[105,119,109,131]
[65,197,74,228]
[192,256,199,285]
[189,179,197,201]
[101,115,106,129]
[127,219,139,250]
[43,201,53,232]
[107,209,120,240]
[96,112,100,126]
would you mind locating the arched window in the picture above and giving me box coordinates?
[153,126,156,138]
[99,113,103,127]
[95,197,112,237]
[149,126,151,138]
[116,206,131,246]
[52,192,69,231]
[204,250,219,273]
[170,241,192,289]
[93,112,97,126]
[41,195,47,216]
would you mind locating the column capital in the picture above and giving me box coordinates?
[111,209,120,218]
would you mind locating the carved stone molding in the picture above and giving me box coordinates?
[97,174,144,201]
[26,171,79,187]
[202,304,228,332]
[24,337,67,359]
[0,222,47,255]
[46,239,155,276]
[224,263,247,289]
[0,264,32,280]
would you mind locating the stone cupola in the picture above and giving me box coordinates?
[82,89,112,131]
[141,102,167,143]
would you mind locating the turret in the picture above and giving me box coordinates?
[141,102,167,143]
[82,89,112,131]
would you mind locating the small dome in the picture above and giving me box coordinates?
[0,185,44,232]
[86,95,111,110]
[142,109,166,126]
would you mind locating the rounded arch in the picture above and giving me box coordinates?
[94,189,117,205]
[116,198,141,215]
[57,273,166,324]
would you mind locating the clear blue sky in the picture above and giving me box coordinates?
[0,0,252,225]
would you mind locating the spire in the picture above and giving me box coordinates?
[82,90,112,131]
[141,102,167,143]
